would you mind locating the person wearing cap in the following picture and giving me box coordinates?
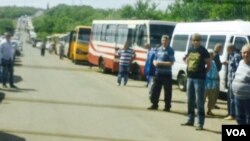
[223,43,241,120]
[0,32,17,88]
[181,33,211,130]
[232,44,250,125]
[205,49,219,116]
[147,34,175,112]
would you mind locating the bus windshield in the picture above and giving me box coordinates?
[149,24,175,47]
[78,28,91,43]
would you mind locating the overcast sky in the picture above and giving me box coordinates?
[0,0,174,10]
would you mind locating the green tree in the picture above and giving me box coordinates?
[0,19,15,34]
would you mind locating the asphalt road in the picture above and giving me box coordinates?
[0,31,236,141]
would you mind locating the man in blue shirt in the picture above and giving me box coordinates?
[144,43,156,88]
[0,32,17,88]
[147,35,175,112]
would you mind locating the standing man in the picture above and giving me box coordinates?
[223,44,241,120]
[117,40,135,86]
[41,39,46,56]
[213,43,223,109]
[144,43,156,88]
[181,33,211,130]
[0,32,17,88]
[232,44,250,125]
[147,35,175,112]
[59,41,65,59]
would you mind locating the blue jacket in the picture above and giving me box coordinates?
[144,48,156,76]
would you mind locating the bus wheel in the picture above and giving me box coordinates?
[131,63,143,80]
[72,58,77,64]
[177,73,187,91]
[99,59,107,73]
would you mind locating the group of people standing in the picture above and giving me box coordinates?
[116,33,250,130]
[0,32,17,89]
[40,40,65,60]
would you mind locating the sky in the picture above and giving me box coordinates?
[0,0,174,10]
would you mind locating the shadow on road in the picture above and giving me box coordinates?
[1,129,137,141]
[0,131,25,141]
[14,75,23,83]
[0,92,5,103]
[1,87,36,93]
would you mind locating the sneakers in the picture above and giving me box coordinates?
[181,122,203,130]
[147,105,158,110]
[10,85,18,89]
[163,108,170,112]
[181,122,194,126]
[214,105,220,109]
[207,111,214,116]
[224,115,235,120]
[196,125,203,130]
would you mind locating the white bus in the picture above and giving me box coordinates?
[88,20,176,79]
[170,20,250,93]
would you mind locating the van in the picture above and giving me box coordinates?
[170,20,250,93]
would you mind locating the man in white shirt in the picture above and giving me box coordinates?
[0,32,17,88]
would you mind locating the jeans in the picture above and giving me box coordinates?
[235,97,250,125]
[186,78,205,126]
[2,59,14,86]
[227,81,236,117]
[150,75,172,109]
[117,65,129,85]
[147,75,155,94]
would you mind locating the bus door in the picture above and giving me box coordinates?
[68,30,76,59]
[131,24,147,79]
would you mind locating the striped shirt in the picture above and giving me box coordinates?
[117,48,135,66]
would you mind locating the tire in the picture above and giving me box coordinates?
[99,59,107,73]
[131,63,143,80]
[177,73,187,91]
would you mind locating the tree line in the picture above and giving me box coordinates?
[0,6,37,34]
[1,0,250,38]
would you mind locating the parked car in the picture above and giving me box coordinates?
[11,40,22,56]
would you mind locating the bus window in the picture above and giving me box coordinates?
[207,35,226,52]
[105,24,116,43]
[116,25,128,45]
[100,24,107,41]
[135,24,147,47]
[78,28,90,43]
[188,35,208,49]
[172,34,189,52]
[93,24,102,41]
[234,36,247,53]
[150,24,175,47]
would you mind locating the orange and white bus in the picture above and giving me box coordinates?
[68,26,91,63]
[88,20,176,79]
